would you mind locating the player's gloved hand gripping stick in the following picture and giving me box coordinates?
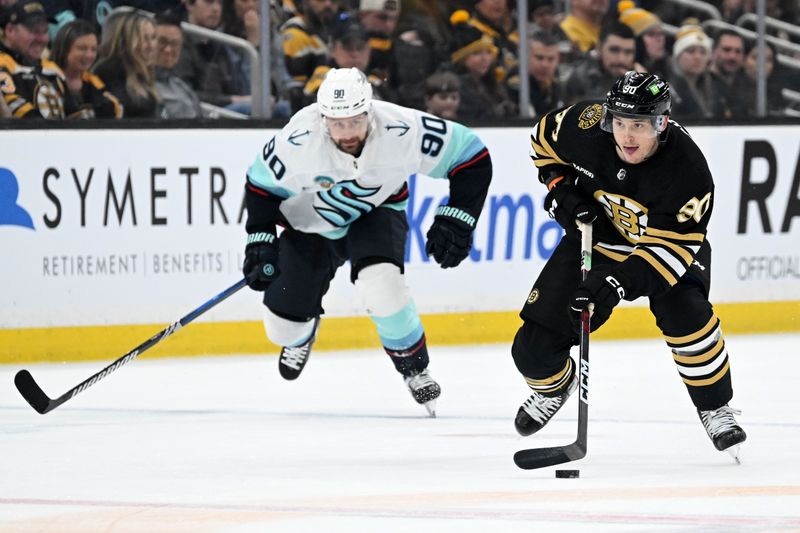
[514,222,593,469]
[14,279,247,414]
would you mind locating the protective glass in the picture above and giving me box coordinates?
[600,107,667,138]
[324,113,369,133]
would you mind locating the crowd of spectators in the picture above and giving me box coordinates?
[1,0,799,122]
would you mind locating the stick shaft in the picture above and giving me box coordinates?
[514,223,592,469]
[15,278,247,414]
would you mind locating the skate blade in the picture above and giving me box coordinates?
[726,444,742,464]
[423,399,437,418]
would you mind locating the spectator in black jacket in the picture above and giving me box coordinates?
[563,21,639,105]
[446,10,516,121]
[506,30,564,118]
[51,19,123,118]
[0,0,75,119]
[174,0,250,111]
[94,9,159,118]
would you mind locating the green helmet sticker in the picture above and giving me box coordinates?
[648,84,661,95]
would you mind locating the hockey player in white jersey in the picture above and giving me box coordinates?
[243,68,492,416]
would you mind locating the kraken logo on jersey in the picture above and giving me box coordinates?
[314,180,381,227]
[577,104,603,130]
[594,190,648,243]
[34,80,65,119]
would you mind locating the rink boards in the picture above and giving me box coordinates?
[1,125,798,362]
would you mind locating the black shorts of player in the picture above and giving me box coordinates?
[263,207,408,322]
[513,233,732,410]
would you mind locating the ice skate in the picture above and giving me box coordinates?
[515,373,578,437]
[698,404,746,463]
[404,369,441,417]
[278,318,319,380]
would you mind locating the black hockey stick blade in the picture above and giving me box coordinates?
[14,369,54,414]
[513,441,586,469]
[14,278,247,415]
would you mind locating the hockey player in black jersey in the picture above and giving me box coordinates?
[513,71,746,460]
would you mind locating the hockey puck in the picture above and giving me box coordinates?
[555,469,580,478]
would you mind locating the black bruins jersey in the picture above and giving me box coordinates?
[0,45,75,119]
[530,100,715,301]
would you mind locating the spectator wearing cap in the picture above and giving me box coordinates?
[708,28,749,118]
[465,0,519,78]
[358,0,399,82]
[617,0,672,79]
[667,24,716,120]
[557,0,609,59]
[301,21,394,106]
[563,20,639,105]
[381,1,450,111]
[280,0,342,112]
[51,18,122,118]
[505,30,564,117]
[0,0,77,118]
[446,10,516,121]
[423,70,460,119]
[529,1,558,35]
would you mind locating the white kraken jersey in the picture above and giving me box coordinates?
[247,100,487,239]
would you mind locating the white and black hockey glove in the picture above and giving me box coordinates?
[425,206,476,269]
[544,183,597,233]
[569,266,628,333]
[243,232,280,291]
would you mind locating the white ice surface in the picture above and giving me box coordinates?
[2,334,799,532]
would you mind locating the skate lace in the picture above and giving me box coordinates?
[521,393,563,424]
[280,345,309,370]
[699,405,742,438]
[405,370,435,392]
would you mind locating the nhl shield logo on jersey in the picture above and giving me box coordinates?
[577,104,603,130]
[313,176,335,189]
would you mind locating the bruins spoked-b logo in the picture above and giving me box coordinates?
[527,288,540,304]
[34,80,65,119]
[594,190,648,242]
[577,104,603,130]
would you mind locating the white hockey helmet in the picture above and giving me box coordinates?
[317,67,373,119]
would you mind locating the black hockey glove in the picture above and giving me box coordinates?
[425,206,476,269]
[243,232,280,291]
[544,183,597,233]
[569,266,627,333]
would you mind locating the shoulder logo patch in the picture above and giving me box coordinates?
[578,104,603,130]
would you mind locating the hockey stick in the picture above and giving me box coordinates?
[14,278,247,415]
[513,222,592,469]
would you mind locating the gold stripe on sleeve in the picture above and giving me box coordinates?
[631,248,678,286]
[639,235,694,266]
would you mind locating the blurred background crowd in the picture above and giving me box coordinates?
[1,0,799,122]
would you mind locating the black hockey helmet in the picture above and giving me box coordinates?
[601,71,671,138]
